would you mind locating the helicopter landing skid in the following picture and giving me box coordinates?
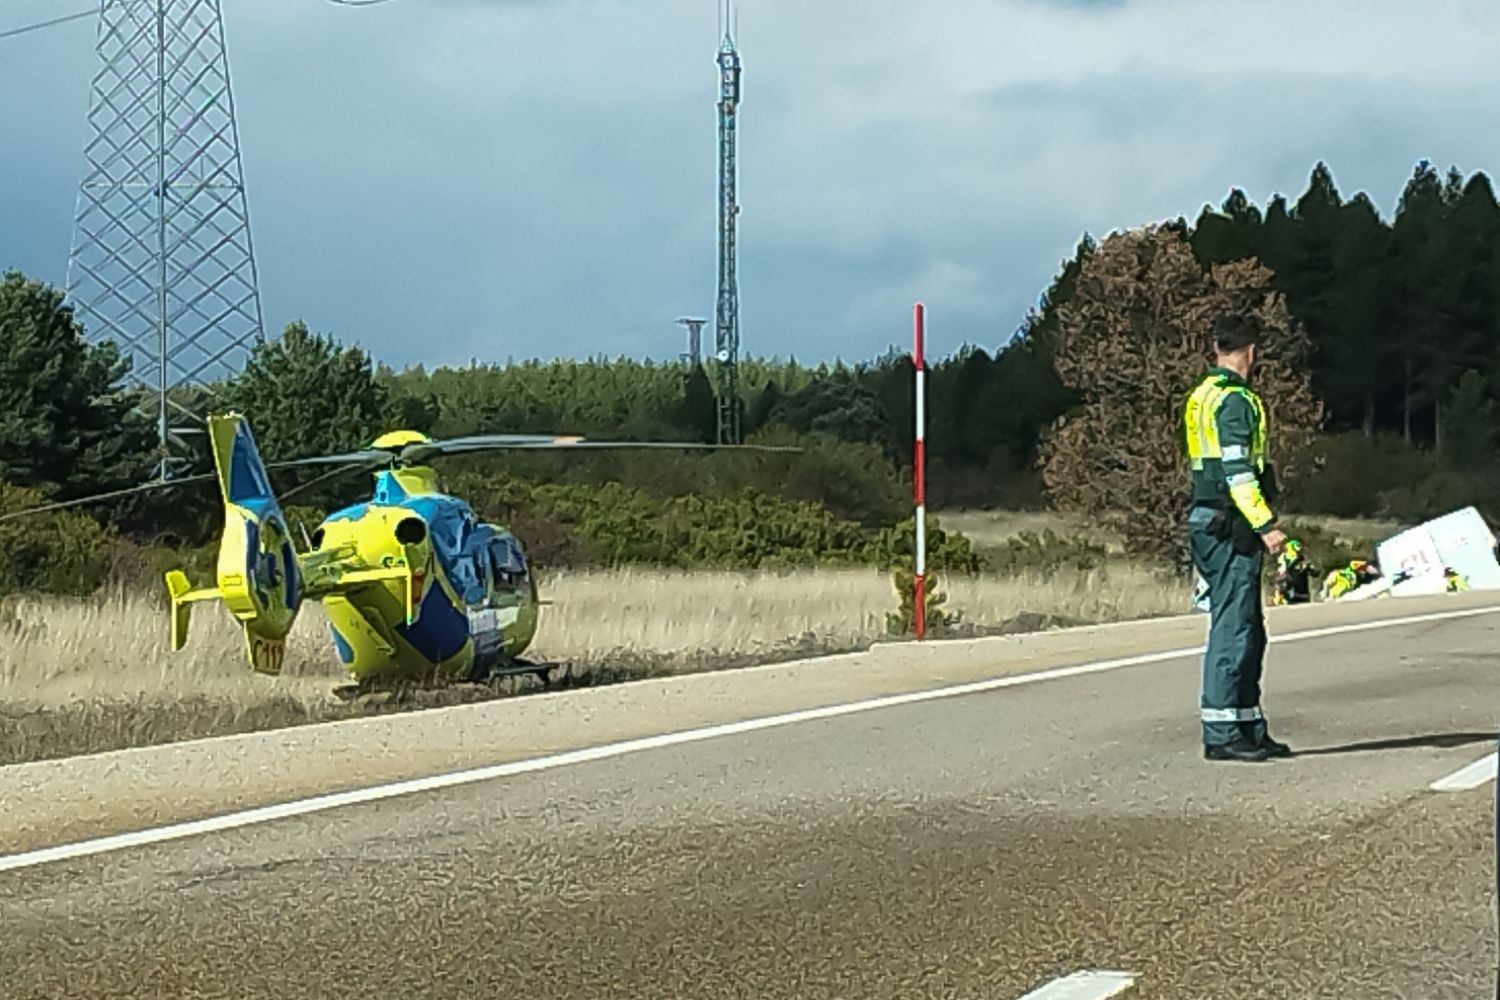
[328,660,564,703]
[478,657,561,688]
[331,682,380,703]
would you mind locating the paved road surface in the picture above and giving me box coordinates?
[1,595,1497,999]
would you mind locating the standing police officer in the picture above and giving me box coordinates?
[1182,313,1292,763]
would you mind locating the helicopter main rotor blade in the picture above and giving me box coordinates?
[400,435,801,462]
[476,441,804,453]
[266,449,394,468]
[396,434,581,464]
[0,434,802,524]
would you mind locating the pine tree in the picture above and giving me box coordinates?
[216,320,391,463]
[1191,188,1264,267]
[1325,193,1397,437]
[1389,161,1452,443]
[1441,369,1498,466]
[0,271,156,501]
[675,363,718,442]
[1426,173,1500,452]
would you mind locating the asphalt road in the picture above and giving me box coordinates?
[1,595,1497,999]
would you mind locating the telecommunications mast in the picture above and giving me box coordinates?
[713,0,742,443]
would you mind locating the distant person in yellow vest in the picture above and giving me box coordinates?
[1270,538,1315,606]
[1182,313,1291,763]
[1320,559,1380,601]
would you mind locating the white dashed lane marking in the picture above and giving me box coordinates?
[1429,752,1498,792]
[0,604,1495,875]
[1014,969,1137,999]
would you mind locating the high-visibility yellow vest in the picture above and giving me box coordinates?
[1182,367,1275,531]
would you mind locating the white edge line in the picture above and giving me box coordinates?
[1,603,1497,875]
[1015,969,1137,999]
[6,604,1213,768]
[1429,752,1499,792]
[21,596,1495,770]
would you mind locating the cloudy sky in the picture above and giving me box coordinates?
[3,0,1499,371]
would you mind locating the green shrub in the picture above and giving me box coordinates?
[869,515,984,575]
[885,565,957,636]
[1374,467,1500,526]
[979,529,1107,577]
[441,472,989,574]
[441,427,908,529]
[658,489,874,570]
[58,466,991,587]
[0,483,117,597]
[1286,430,1500,526]
[873,514,976,637]
[724,427,908,528]
[461,477,872,570]
[1289,432,1436,518]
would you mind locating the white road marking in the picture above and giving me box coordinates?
[1429,752,1498,791]
[1015,969,1136,999]
[0,603,1496,875]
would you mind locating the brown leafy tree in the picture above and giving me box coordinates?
[1038,225,1324,570]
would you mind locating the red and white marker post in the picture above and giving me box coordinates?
[912,302,927,640]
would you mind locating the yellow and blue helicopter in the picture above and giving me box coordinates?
[165,413,798,693]
[5,411,794,694]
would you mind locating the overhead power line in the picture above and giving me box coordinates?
[0,8,90,40]
[1,0,394,42]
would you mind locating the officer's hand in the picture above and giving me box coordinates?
[1262,528,1288,554]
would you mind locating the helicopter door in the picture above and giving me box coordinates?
[466,579,504,674]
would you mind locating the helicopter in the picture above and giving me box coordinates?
[3,411,797,695]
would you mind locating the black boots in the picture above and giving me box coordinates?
[1203,734,1294,761]
[1204,737,1272,762]
[1259,735,1293,758]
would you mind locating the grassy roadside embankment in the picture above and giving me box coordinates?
[0,510,1400,767]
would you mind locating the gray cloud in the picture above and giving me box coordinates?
[4,0,1500,370]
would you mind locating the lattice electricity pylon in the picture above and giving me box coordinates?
[66,0,266,478]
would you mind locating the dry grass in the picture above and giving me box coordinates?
[0,564,1189,766]
[938,508,1404,556]
[937,509,1127,554]
[530,564,1185,666]
[1286,514,1407,546]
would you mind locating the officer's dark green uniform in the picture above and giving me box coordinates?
[1183,364,1280,753]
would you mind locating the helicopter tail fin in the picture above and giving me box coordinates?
[163,413,305,675]
[164,569,222,652]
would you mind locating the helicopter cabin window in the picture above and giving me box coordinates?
[488,537,526,590]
